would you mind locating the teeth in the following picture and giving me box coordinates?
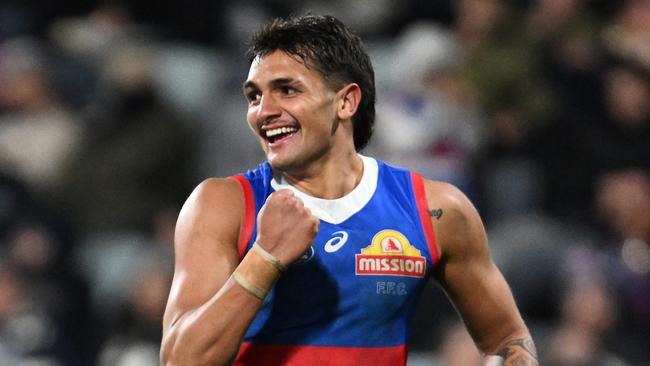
[266,126,297,138]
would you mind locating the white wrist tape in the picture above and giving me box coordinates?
[253,242,288,272]
[232,270,267,300]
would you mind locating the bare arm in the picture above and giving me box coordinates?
[424,181,538,365]
[160,178,259,366]
[160,179,318,366]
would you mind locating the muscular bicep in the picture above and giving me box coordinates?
[163,178,244,331]
[425,181,528,354]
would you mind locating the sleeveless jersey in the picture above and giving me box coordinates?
[230,156,440,366]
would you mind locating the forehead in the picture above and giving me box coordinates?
[246,50,326,87]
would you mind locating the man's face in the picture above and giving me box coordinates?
[244,50,339,172]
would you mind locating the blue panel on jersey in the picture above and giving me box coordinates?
[241,159,435,347]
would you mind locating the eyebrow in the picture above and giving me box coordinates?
[243,77,298,90]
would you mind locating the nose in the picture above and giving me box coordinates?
[256,93,282,124]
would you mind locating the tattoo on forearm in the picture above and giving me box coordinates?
[428,208,443,220]
[496,338,538,366]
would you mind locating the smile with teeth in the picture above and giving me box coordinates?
[265,126,298,143]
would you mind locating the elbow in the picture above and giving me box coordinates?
[160,329,183,366]
[160,333,177,366]
[160,325,237,366]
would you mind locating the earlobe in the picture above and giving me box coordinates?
[337,83,361,120]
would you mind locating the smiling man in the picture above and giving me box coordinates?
[160,14,538,366]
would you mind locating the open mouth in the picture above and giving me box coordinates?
[265,126,298,144]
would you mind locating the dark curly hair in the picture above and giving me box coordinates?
[247,14,376,151]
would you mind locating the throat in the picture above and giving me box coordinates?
[279,155,365,199]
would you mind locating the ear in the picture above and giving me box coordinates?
[336,83,361,121]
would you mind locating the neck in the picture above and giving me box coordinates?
[280,149,364,200]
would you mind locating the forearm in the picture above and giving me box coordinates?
[161,281,262,365]
[484,338,538,366]
[161,246,283,365]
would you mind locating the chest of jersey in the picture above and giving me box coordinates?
[241,159,436,348]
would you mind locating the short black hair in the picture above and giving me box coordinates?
[248,14,376,151]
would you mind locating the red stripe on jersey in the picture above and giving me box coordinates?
[230,175,256,259]
[410,172,440,266]
[234,342,407,366]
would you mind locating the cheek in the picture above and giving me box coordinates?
[246,110,258,131]
[301,100,336,125]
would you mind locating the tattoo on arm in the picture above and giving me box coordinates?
[496,338,538,366]
[428,208,443,220]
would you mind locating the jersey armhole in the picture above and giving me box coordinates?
[410,172,441,266]
[229,175,256,259]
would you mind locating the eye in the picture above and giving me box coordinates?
[246,90,261,104]
[281,86,297,96]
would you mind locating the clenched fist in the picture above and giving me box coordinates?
[255,189,319,266]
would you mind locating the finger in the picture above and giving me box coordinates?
[313,219,320,232]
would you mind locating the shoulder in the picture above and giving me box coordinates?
[175,177,245,251]
[420,179,488,261]
[421,180,474,214]
[183,177,244,214]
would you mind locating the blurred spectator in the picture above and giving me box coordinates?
[453,0,552,124]
[48,3,139,67]
[602,0,650,71]
[521,0,607,225]
[0,37,83,200]
[0,0,40,40]
[373,22,486,193]
[0,172,30,236]
[602,63,650,133]
[529,59,650,225]
[545,282,629,366]
[72,204,175,366]
[293,0,405,39]
[96,255,172,366]
[548,168,650,364]
[451,0,553,223]
[0,37,92,364]
[0,219,93,365]
[73,206,176,322]
[526,0,605,118]
[474,107,544,224]
[0,264,26,364]
[60,39,196,234]
[594,169,650,359]
[527,0,589,42]
[487,214,586,322]
[597,169,650,248]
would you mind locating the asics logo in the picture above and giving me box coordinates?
[295,246,315,264]
[324,231,349,253]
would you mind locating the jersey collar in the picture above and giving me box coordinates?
[270,155,378,224]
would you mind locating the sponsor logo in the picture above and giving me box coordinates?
[355,230,426,278]
[324,230,349,253]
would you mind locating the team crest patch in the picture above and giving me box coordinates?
[355,230,426,278]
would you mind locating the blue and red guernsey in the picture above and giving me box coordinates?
[230,156,440,366]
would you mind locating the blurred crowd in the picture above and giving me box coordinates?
[0,0,648,365]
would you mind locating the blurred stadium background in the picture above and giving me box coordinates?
[0,0,648,365]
